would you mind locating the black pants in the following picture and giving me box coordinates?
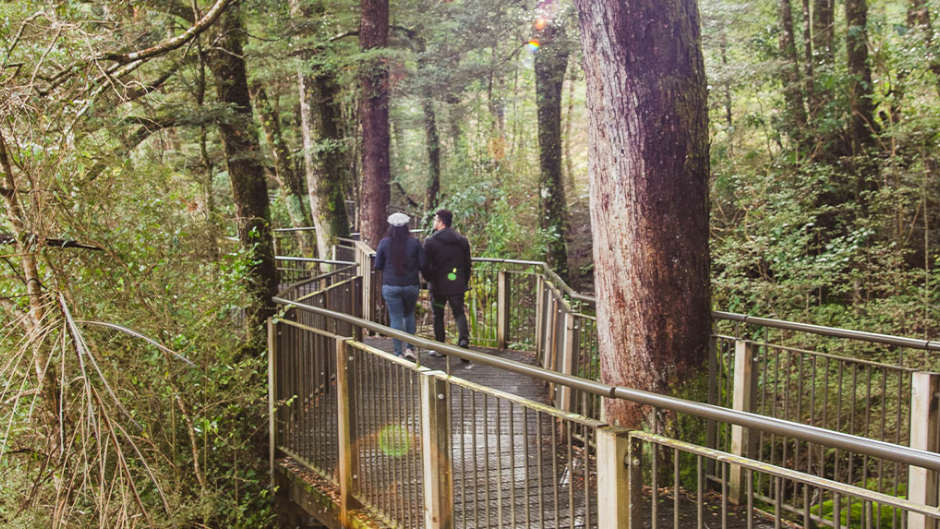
[431,291,469,347]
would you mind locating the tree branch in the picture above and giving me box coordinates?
[97,0,234,65]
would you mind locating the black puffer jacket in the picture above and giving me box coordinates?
[422,228,471,296]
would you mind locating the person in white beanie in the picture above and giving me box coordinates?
[374,212,423,360]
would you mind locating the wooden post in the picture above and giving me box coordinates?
[267,318,277,488]
[908,371,940,529]
[420,372,454,529]
[729,339,754,504]
[596,427,631,529]
[558,312,577,412]
[335,337,359,521]
[534,276,545,357]
[497,270,509,349]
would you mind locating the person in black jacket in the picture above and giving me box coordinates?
[374,212,423,361]
[422,209,471,363]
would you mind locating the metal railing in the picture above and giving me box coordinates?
[270,295,940,529]
[269,233,939,528]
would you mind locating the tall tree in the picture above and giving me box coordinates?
[779,0,808,143]
[291,0,352,257]
[572,0,712,427]
[810,0,836,125]
[534,20,571,281]
[359,0,392,247]
[845,0,877,153]
[205,5,278,341]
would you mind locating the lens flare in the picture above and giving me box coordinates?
[533,16,547,31]
[377,424,411,457]
[527,39,541,52]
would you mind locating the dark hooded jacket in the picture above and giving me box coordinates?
[422,227,471,296]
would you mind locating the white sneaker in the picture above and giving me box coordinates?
[427,350,444,358]
[403,348,417,361]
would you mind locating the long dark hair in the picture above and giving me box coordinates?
[387,224,411,274]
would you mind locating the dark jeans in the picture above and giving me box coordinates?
[431,291,469,347]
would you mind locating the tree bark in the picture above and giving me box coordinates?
[205,6,277,340]
[572,0,712,428]
[358,0,391,247]
[310,71,352,246]
[845,0,877,154]
[534,22,570,281]
[813,0,835,65]
[254,85,314,254]
[779,0,808,142]
[810,0,835,127]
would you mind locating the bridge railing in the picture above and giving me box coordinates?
[269,294,940,529]
[275,235,938,525]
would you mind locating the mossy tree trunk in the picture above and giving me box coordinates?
[254,85,314,255]
[206,5,277,342]
[534,22,570,282]
[572,0,712,428]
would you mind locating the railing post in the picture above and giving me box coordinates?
[420,372,454,529]
[908,371,940,529]
[729,339,755,504]
[335,337,359,522]
[597,427,631,529]
[628,436,644,529]
[267,318,277,488]
[497,270,509,349]
[535,276,545,358]
[558,312,577,412]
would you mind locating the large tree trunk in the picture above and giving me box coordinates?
[572,0,712,428]
[779,0,808,143]
[255,85,314,255]
[534,22,570,281]
[845,0,877,154]
[358,0,391,247]
[206,6,277,341]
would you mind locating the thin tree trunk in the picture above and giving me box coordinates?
[422,94,441,212]
[255,85,313,254]
[563,61,577,200]
[845,0,877,154]
[534,22,570,281]
[572,0,712,428]
[719,28,734,156]
[801,0,817,128]
[358,0,391,247]
[813,0,835,65]
[779,0,808,143]
[205,6,277,340]
[810,0,834,128]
